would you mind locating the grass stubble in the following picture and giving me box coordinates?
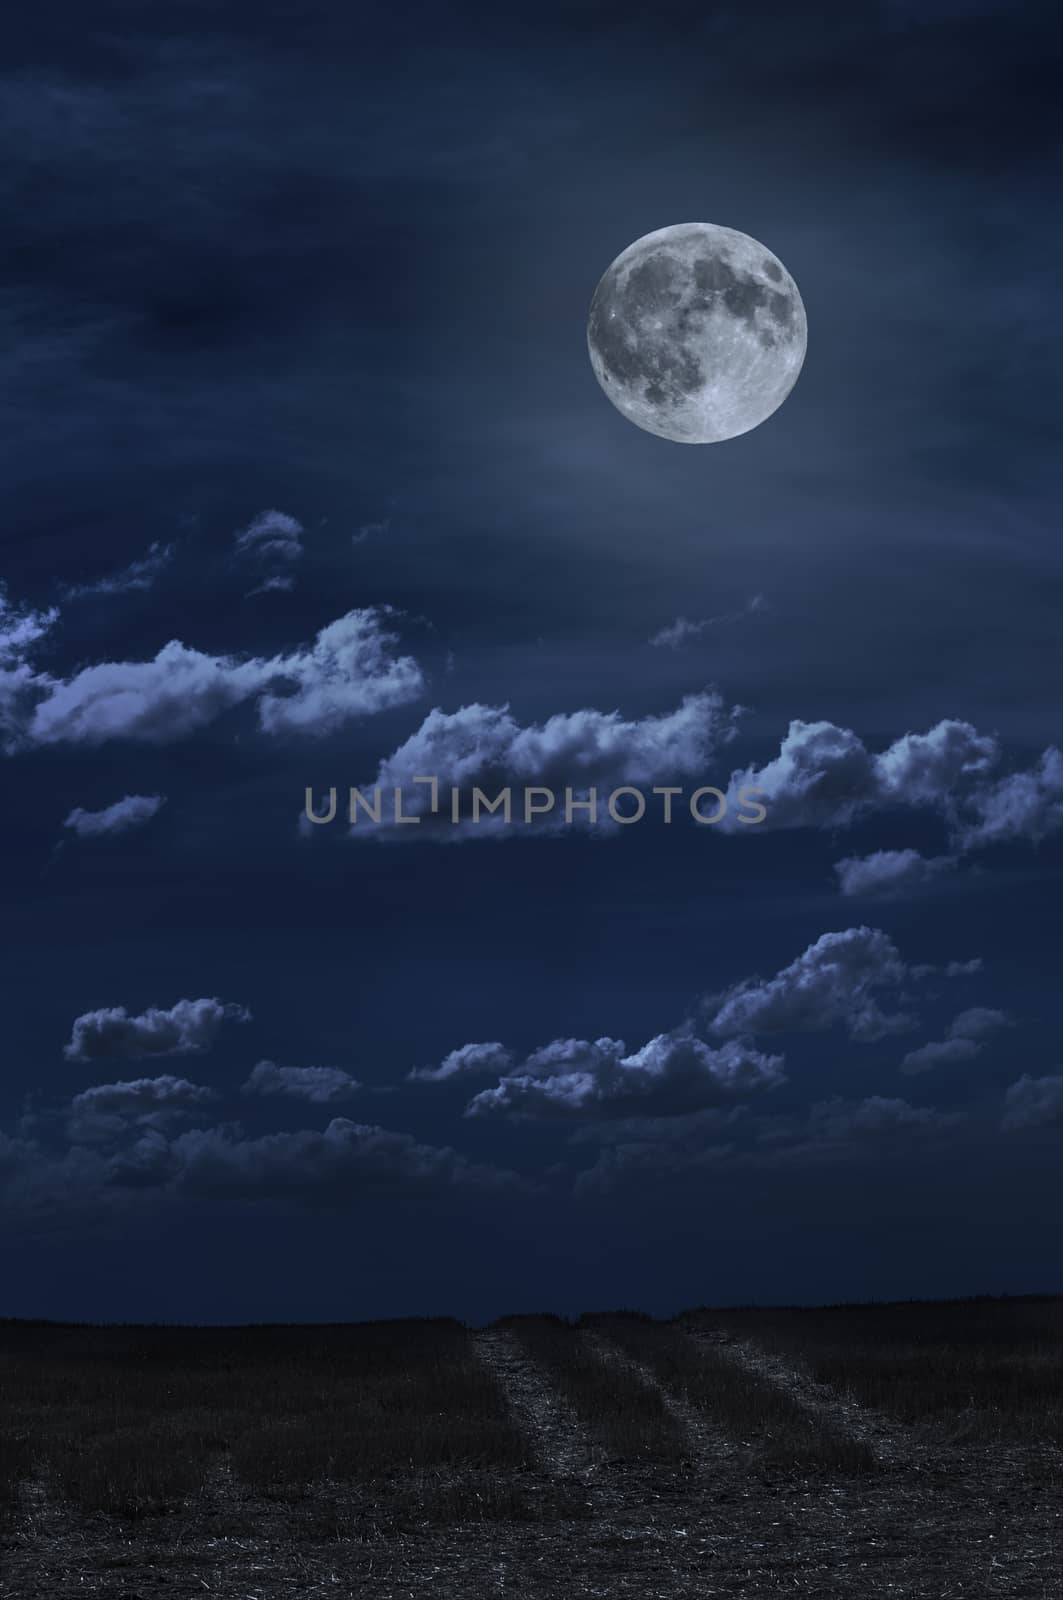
[0,1295,1061,1597]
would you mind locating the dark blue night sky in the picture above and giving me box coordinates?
[2,0,1061,1324]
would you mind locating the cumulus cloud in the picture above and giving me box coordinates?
[834,848,956,898]
[341,690,740,840]
[721,714,1063,867]
[722,720,878,831]
[1002,1073,1063,1131]
[242,1060,361,1105]
[955,747,1063,849]
[464,1030,785,1120]
[873,722,1000,808]
[899,1005,1012,1075]
[707,926,918,1043]
[255,610,423,737]
[439,926,981,1124]
[64,997,250,1062]
[61,541,174,600]
[407,1041,514,1083]
[721,717,996,835]
[12,606,421,748]
[649,594,766,651]
[66,1075,217,1145]
[63,793,165,838]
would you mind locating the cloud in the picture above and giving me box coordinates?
[66,1075,217,1145]
[873,721,1000,808]
[955,747,1063,849]
[572,1106,743,1194]
[752,1095,965,1165]
[3,1107,518,1212]
[0,586,59,662]
[834,848,957,898]
[464,1030,785,1120]
[721,715,1063,865]
[898,1036,980,1074]
[949,1006,1012,1040]
[440,926,977,1126]
[13,606,421,748]
[233,509,304,564]
[910,957,984,980]
[707,926,919,1043]
[573,1092,962,1191]
[0,587,60,750]
[242,1060,362,1105]
[722,717,997,834]
[159,1119,518,1201]
[649,594,766,651]
[342,690,740,839]
[0,1130,126,1219]
[353,516,391,545]
[246,575,295,597]
[64,997,250,1062]
[899,1005,1012,1075]
[407,1041,514,1083]
[61,541,174,600]
[1002,1073,1063,1132]
[26,643,270,746]
[722,720,879,831]
[255,609,423,737]
[63,793,165,838]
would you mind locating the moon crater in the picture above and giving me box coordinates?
[587,223,807,443]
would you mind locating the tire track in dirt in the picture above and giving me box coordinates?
[471,1327,599,1483]
[683,1322,916,1469]
[582,1330,735,1479]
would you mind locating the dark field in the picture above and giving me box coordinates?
[1,1295,1061,1597]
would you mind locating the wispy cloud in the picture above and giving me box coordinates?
[245,575,295,597]
[352,515,391,546]
[650,594,766,650]
[61,542,174,601]
[64,794,165,838]
[234,509,304,564]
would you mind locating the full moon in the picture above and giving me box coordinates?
[587,222,807,444]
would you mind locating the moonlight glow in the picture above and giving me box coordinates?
[587,222,807,444]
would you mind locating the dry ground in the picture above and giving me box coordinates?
[1,1298,1061,1598]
